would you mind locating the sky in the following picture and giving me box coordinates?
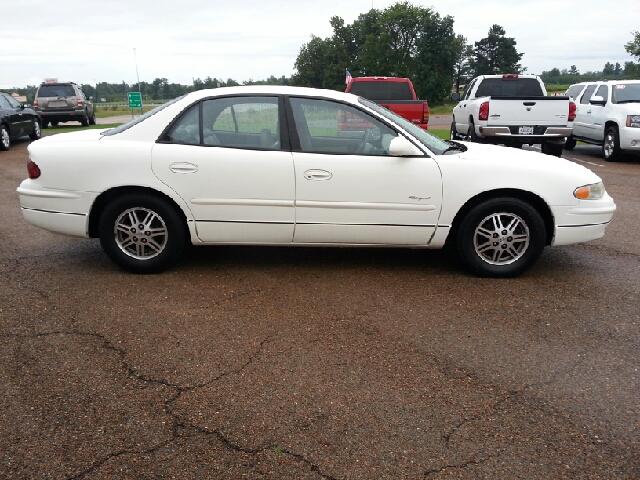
[1,0,637,89]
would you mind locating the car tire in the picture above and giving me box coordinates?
[455,197,546,278]
[51,121,59,127]
[603,126,621,162]
[42,120,49,129]
[541,143,563,157]
[467,120,482,143]
[564,136,576,150]
[99,194,186,274]
[29,120,42,140]
[0,125,10,151]
[89,111,96,125]
[450,120,461,140]
[81,114,90,127]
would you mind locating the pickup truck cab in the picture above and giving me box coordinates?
[345,77,429,130]
[451,74,575,157]
[565,80,640,161]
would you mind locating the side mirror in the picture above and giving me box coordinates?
[590,95,606,106]
[388,136,423,157]
[450,92,461,101]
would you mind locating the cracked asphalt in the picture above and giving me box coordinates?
[1,139,638,479]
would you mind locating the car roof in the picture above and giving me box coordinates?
[183,85,360,104]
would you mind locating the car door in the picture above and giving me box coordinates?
[152,95,296,243]
[572,84,598,138]
[287,96,442,245]
[0,94,28,136]
[589,84,610,142]
[453,78,477,134]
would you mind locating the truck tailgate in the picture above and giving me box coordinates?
[486,97,569,126]
[378,100,428,126]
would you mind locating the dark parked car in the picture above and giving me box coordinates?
[33,82,95,128]
[0,92,41,151]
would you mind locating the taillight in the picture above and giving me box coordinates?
[27,160,41,179]
[33,100,39,108]
[568,101,576,122]
[422,102,429,128]
[502,74,519,79]
[77,99,83,106]
[478,101,490,121]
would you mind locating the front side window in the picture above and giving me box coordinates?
[0,95,12,109]
[580,84,598,104]
[289,97,398,156]
[594,85,609,103]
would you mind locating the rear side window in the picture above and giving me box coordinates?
[565,84,586,100]
[37,85,76,97]
[348,81,413,101]
[475,78,544,97]
[594,85,609,102]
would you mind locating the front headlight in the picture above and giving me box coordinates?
[627,115,640,128]
[574,181,605,200]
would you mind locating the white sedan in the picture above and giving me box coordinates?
[17,86,616,277]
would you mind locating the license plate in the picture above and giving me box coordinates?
[49,101,66,108]
[518,126,534,135]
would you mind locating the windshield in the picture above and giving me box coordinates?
[37,85,75,97]
[475,78,544,97]
[611,84,640,104]
[358,97,449,155]
[101,95,186,136]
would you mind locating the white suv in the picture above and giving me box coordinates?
[564,80,640,161]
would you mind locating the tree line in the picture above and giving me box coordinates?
[5,3,640,105]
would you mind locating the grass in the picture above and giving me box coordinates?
[95,105,156,118]
[429,129,449,140]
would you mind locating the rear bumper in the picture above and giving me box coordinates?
[479,126,572,140]
[36,109,87,122]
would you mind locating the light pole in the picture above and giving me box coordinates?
[133,48,142,116]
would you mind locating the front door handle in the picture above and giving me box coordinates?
[304,169,333,181]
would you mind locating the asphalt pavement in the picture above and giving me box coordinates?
[1,138,638,479]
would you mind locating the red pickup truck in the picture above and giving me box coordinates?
[345,77,430,130]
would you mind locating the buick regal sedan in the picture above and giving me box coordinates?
[17,86,616,277]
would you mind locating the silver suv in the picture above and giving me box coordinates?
[34,82,96,128]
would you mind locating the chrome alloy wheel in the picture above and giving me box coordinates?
[114,207,168,260]
[473,212,530,265]
[603,131,615,159]
[1,127,9,149]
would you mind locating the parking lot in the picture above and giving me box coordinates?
[1,138,638,479]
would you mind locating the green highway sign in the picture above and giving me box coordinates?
[127,92,142,109]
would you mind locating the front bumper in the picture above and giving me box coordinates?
[551,194,617,246]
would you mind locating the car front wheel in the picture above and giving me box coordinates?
[0,125,10,150]
[455,198,546,278]
[603,126,621,162]
[99,194,186,273]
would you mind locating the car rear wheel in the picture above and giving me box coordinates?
[564,135,576,150]
[541,143,563,157]
[456,198,546,278]
[89,111,96,125]
[450,120,461,140]
[0,125,10,151]
[29,120,42,140]
[81,114,90,127]
[99,194,186,274]
[467,120,482,143]
[603,126,621,162]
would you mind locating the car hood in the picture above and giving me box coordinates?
[449,141,601,182]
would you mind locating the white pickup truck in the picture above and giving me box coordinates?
[450,74,575,157]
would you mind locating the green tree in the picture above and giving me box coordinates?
[292,2,457,102]
[625,31,640,60]
[469,25,523,76]
[453,35,473,93]
[602,62,615,76]
[568,65,579,75]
